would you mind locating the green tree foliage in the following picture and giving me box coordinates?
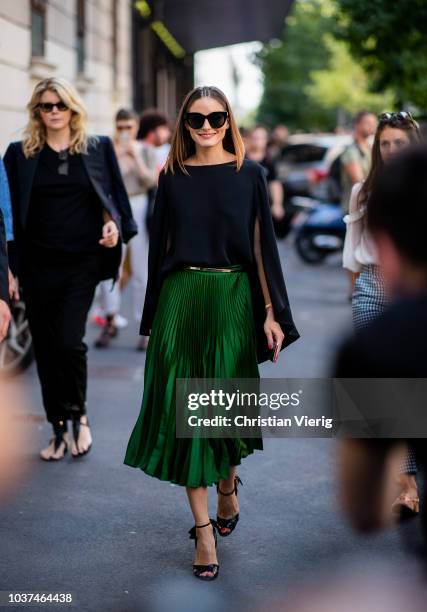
[255,0,390,131]
[333,0,427,110]
[306,35,395,120]
[255,0,337,130]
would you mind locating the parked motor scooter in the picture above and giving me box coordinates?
[292,196,346,264]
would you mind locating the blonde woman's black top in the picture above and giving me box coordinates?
[26,143,104,255]
[140,158,299,364]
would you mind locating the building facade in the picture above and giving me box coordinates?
[0,0,134,153]
[0,0,295,153]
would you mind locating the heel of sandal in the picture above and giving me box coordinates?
[216,475,242,537]
[188,519,219,581]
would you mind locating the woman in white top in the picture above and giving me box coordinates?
[343,181,385,330]
[343,110,422,518]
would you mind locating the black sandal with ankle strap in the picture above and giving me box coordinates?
[40,420,68,461]
[216,475,242,537]
[188,519,219,581]
[71,415,92,458]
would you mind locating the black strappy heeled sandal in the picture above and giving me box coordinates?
[216,475,242,537]
[188,519,219,581]
[71,415,92,458]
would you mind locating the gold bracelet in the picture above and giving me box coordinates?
[265,303,272,310]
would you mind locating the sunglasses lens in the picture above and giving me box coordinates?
[186,113,204,129]
[39,102,68,112]
[208,112,227,128]
[186,112,227,129]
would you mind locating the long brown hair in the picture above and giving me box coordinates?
[164,86,245,175]
[358,113,421,208]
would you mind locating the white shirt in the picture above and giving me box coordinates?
[155,143,171,169]
[342,182,378,273]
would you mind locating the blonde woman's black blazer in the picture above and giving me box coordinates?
[3,135,138,282]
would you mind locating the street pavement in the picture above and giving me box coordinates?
[0,240,424,612]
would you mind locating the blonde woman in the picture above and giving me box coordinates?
[124,86,299,580]
[4,77,137,461]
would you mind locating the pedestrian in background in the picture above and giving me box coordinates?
[343,111,422,518]
[4,77,137,461]
[340,111,377,215]
[267,123,290,162]
[335,144,427,562]
[124,85,299,581]
[0,155,19,303]
[341,111,377,298]
[0,209,11,341]
[246,125,285,222]
[138,108,171,169]
[94,108,158,350]
[0,156,14,243]
[138,109,171,246]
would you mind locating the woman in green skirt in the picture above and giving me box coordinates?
[124,86,299,580]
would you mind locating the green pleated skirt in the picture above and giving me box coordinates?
[123,265,263,487]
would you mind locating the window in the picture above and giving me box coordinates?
[76,0,86,73]
[31,0,47,57]
[280,144,328,165]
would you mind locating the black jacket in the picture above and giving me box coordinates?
[0,209,8,302]
[139,161,300,362]
[3,135,137,281]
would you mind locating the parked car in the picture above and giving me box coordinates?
[276,133,352,201]
[271,134,351,240]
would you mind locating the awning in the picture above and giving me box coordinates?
[142,0,295,54]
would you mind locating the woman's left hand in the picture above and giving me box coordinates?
[8,269,19,301]
[99,220,119,248]
[264,313,285,363]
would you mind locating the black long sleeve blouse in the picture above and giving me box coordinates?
[140,158,299,363]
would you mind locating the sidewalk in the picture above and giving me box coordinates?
[0,242,419,612]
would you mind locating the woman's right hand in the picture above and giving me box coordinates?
[99,220,119,248]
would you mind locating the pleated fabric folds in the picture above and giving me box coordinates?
[123,265,263,487]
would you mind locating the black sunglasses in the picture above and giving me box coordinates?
[185,111,228,130]
[379,111,419,127]
[37,101,69,113]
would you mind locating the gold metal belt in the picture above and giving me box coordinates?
[185,266,234,272]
